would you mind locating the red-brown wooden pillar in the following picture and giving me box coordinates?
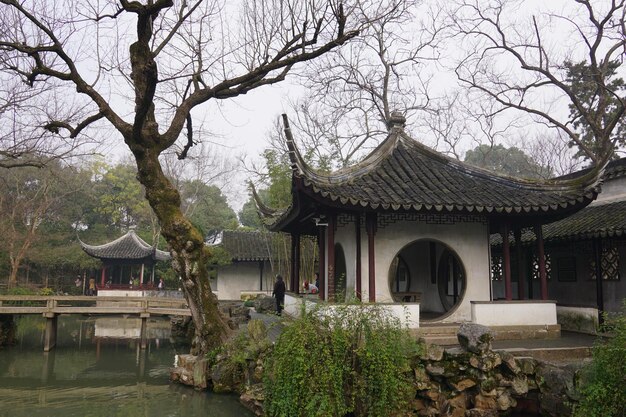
[100,266,106,287]
[290,232,301,294]
[318,227,326,300]
[514,229,525,300]
[327,214,336,301]
[534,225,548,300]
[501,224,512,301]
[355,213,362,301]
[366,213,377,302]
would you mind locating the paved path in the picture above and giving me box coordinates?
[247,311,286,343]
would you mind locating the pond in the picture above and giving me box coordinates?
[0,315,255,417]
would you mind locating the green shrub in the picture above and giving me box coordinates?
[264,303,421,417]
[574,302,626,417]
[6,287,37,296]
[39,287,55,296]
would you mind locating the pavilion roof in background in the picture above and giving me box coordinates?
[210,230,287,262]
[79,230,171,262]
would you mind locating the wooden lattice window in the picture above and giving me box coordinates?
[590,244,620,281]
[532,253,552,280]
[491,254,503,281]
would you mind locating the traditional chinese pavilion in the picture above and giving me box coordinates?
[258,113,604,326]
[79,230,170,289]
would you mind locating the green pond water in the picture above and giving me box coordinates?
[0,315,254,417]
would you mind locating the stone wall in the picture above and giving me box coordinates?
[171,321,584,417]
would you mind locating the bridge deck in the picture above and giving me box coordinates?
[0,295,191,317]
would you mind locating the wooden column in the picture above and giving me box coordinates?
[327,214,336,301]
[594,239,605,325]
[501,224,513,301]
[139,263,145,286]
[318,227,326,300]
[366,213,377,302]
[514,229,525,300]
[290,232,301,294]
[355,213,362,301]
[259,261,264,291]
[100,266,106,287]
[534,225,548,300]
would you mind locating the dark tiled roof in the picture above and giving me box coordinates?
[80,230,170,261]
[285,126,601,215]
[218,230,286,262]
[492,200,626,244]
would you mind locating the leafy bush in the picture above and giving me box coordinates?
[39,287,55,296]
[264,303,421,417]
[574,302,626,417]
[6,287,37,296]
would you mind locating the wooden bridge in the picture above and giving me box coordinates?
[0,295,190,351]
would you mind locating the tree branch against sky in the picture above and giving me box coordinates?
[281,0,447,168]
[0,0,400,354]
[449,0,626,165]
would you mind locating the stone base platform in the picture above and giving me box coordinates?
[414,323,561,346]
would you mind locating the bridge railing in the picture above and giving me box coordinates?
[0,295,188,312]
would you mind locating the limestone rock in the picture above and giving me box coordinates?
[424,343,445,361]
[473,394,497,409]
[466,409,498,417]
[496,390,516,411]
[469,352,501,372]
[517,356,537,375]
[457,323,493,354]
[247,319,267,342]
[426,363,446,377]
[511,376,529,396]
[499,351,521,374]
[240,384,265,416]
[253,295,275,314]
[170,354,208,389]
[449,377,476,392]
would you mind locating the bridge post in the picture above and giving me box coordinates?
[140,313,150,349]
[43,312,58,352]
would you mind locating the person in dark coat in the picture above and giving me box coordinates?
[272,274,286,316]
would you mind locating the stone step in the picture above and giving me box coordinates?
[414,323,460,336]
[419,335,459,346]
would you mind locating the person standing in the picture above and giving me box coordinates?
[88,277,96,296]
[272,275,286,316]
[158,278,165,291]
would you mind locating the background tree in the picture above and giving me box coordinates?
[0,0,394,354]
[464,144,551,179]
[281,1,445,168]
[0,161,87,287]
[450,0,626,166]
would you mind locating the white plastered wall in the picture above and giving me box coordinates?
[216,261,273,300]
[332,214,492,323]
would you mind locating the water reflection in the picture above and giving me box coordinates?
[0,315,254,417]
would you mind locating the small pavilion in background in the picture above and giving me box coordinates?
[79,230,170,289]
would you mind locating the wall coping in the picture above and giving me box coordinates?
[472,300,557,305]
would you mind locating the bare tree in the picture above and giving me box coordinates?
[282,0,447,168]
[450,0,626,165]
[0,76,98,168]
[0,0,397,354]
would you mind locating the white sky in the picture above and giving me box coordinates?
[59,0,623,211]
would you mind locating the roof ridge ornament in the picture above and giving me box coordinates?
[386,111,406,130]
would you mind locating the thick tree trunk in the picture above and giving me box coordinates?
[132,147,230,355]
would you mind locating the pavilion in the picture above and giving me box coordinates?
[79,230,170,289]
[256,113,605,328]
